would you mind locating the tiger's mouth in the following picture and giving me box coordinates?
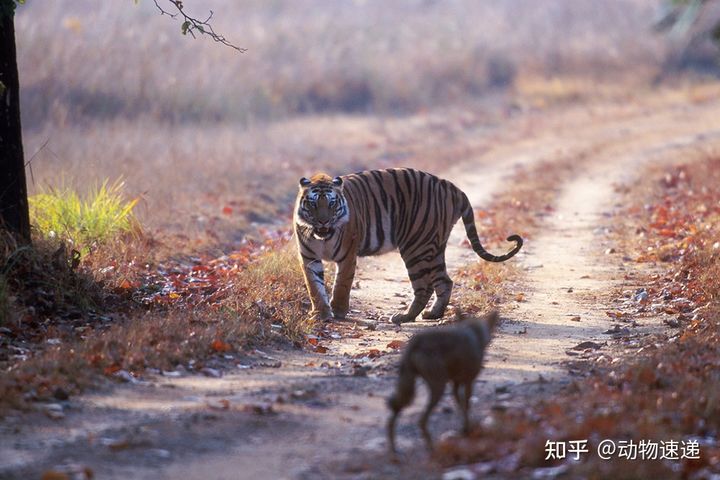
[313,226,335,240]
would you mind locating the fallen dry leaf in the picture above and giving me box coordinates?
[41,472,70,480]
[103,364,121,376]
[211,339,232,353]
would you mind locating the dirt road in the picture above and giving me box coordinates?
[3,94,720,479]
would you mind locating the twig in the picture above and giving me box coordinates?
[153,0,245,52]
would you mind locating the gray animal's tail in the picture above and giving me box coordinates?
[387,359,416,412]
[460,192,523,262]
[387,353,417,454]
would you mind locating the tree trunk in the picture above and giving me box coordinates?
[0,11,30,244]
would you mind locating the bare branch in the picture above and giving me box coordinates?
[153,0,246,52]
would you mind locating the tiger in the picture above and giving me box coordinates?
[293,168,523,324]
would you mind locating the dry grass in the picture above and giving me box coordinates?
[225,242,314,341]
[453,261,519,317]
[0,235,115,410]
[514,73,653,108]
[0,307,255,410]
[0,239,313,413]
[22,112,502,252]
[17,1,666,127]
[0,237,108,323]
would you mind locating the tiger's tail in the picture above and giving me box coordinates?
[460,192,523,262]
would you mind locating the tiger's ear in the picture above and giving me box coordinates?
[332,176,343,187]
[299,177,312,187]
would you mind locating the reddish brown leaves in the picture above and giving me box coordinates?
[313,345,329,354]
[211,339,232,353]
[102,364,121,376]
[138,232,291,307]
[306,335,329,354]
[353,348,382,359]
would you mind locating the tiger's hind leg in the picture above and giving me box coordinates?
[391,247,440,325]
[419,247,452,320]
[390,277,432,325]
[422,269,453,320]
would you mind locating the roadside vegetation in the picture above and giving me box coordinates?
[0,243,308,412]
[438,154,720,478]
[0,178,312,413]
[29,178,140,252]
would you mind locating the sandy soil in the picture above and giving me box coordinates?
[3,94,720,479]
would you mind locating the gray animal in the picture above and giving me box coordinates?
[387,310,499,454]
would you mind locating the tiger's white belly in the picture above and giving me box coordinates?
[362,214,396,256]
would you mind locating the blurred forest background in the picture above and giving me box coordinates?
[15,0,720,250]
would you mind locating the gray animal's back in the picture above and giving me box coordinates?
[406,325,484,383]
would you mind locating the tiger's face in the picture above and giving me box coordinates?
[295,174,349,240]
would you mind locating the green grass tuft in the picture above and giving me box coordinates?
[29,178,140,251]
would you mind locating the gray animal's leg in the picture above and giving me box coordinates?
[461,381,474,434]
[419,379,446,451]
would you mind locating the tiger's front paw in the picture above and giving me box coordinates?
[330,300,349,320]
[311,308,333,322]
[390,313,416,325]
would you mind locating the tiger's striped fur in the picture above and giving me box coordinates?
[293,168,523,324]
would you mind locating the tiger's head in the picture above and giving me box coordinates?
[295,173,349,240]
